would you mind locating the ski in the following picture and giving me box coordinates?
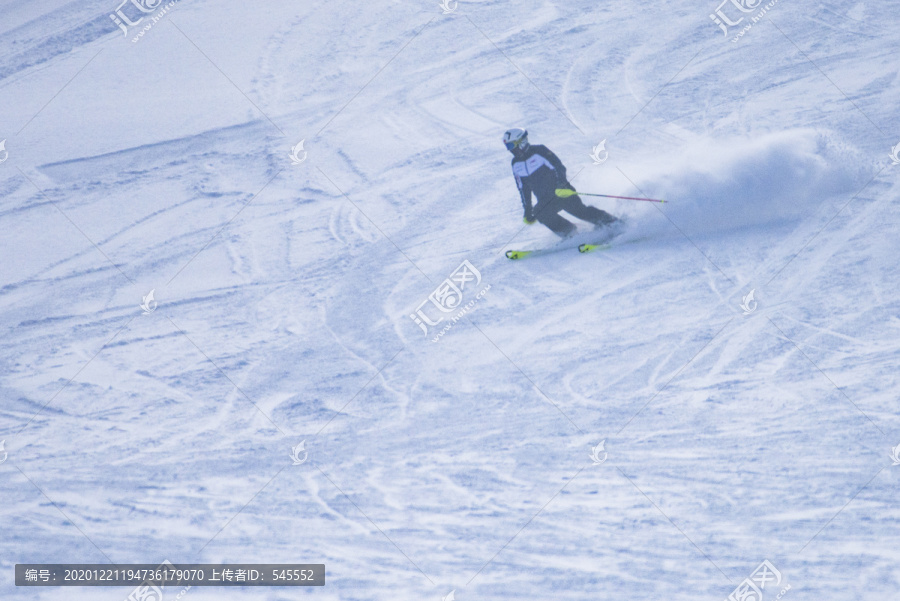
[505,242,610,259]
[506,227,624,260]
[578,242,611,253]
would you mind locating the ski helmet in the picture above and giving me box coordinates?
[503,128,529,153]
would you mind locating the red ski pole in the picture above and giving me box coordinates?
[556,188,667,203]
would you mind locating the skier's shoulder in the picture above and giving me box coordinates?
[511,145,544,163]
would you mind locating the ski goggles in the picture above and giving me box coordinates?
[504,138,527,151]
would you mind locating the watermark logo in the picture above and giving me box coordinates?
[890,142,900,166]
[710,0,758,35]
[289,140,307,165]
[410,260,490,342]
[740,289,757,315]
[141,290,157,314]
[442,590,455,601]
[112,0,180,43]
[890,444,900,466]
[589,139,608,165]
[123,560,191,601]
[290,441,308,465]
[125,581,163,601]
[439,0,458,14]
[711,0,779,41]
[110,0,163,35]
[589,440,608,465]
[0,139,8,163]
[110,0,161,36]
[0,440,7,464]
[726,560,789,601]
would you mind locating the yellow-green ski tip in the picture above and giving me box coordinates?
[578,243,611,253]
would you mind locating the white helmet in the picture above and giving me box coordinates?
[503,128,529,153]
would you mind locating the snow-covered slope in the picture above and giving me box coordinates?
[1,0,899,600]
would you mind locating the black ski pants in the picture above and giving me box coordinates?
[533,193,616,237]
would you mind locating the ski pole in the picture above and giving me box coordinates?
[555,188,667,203]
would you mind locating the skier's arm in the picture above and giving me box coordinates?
[515,174,535,222]
[533,145,568,185]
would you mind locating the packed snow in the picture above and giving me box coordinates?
[1,0,899,600]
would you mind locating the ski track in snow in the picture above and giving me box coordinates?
[1,0,900,600]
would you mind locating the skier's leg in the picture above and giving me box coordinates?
[561,195,617,226]
[534,201,577,237]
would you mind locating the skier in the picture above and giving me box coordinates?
[503,128,618,238]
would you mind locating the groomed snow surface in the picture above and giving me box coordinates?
[1,0,899,600]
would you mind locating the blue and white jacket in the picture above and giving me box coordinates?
[511,144,570,219]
